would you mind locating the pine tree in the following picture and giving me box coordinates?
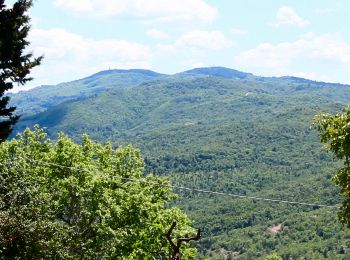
[0,0,42,142]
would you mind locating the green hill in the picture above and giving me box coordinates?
[10,69,165,115]
[12,67,350,259]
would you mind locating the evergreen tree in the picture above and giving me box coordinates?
[0,0,42,142]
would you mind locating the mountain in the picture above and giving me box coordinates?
[179,66,253,79]
[11,67,350,259]
[10,69,165,115]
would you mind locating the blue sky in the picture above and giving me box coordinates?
[6,0,350,89]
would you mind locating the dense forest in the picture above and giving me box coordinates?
[11,67,350,259]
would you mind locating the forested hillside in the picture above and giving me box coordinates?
[12,67,350,259]
[10,69,165,115]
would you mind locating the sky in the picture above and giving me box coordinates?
[6,0,350,90]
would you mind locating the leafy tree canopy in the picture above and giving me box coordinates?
[0,0,42,141]
[0,126,196,259]
[315,105,350,225]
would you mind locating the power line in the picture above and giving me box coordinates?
[5,156,341,209]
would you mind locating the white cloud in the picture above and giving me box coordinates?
[27,28,152,87]
[234,33,350,81]
[54,0,218,24]
[271,6,309,27]
[146,29,169,40]
[290,71,332,82]
[152,30,233,75]
[27,11,41,27]
[54,0,128,17]
[175,30,234,50]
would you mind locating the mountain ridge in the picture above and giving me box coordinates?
[10,68,165,115]
[179,66,253,79]
[10,66,350,118]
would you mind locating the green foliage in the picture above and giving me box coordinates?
[315,106,350,225]
[0,0,42,141]
[0,126,196,259]
[11,68,350,258]
[10,69,164,115]
[265,252,282,260]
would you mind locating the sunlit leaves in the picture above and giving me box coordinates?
[0,126,195,258]
[315,106,350,225]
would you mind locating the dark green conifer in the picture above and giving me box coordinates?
[0,0,42,141]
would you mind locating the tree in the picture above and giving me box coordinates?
[314,106,350,225]
[265,253,282,260]
[0,0,42,142]
[0,126,196,259]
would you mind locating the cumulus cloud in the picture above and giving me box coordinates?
[146,29,169,40]
[234,33,350,81]
[290,71,332,82]
[174,30,233,50]
[271,6,309,27]
[54,0,218,24]
[152,30,233,75]
[27,28,152,86]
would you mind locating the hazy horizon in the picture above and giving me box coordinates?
[4,0,350,91]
